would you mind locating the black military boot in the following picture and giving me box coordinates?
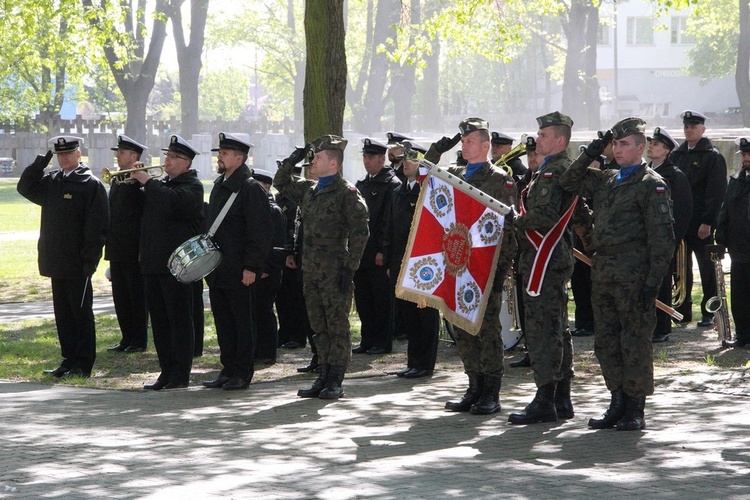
[319,365,345,400]
[510,353,531,368]
[588,389,627,429]
[555,377,575,419]
[445,374,483,412]
[297,364,329,398]
[469,375,502,415]
[508,382,557,424]
[616,395,646,431]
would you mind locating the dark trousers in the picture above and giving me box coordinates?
[51,277,96,372]
[254,269,282,361]
[110,260,148,348]
[193,280,205,356]
[397,298,440,371]
[145,274,194,384]
[655,256,676,336]
[678,234,718,319]
[354,265,392,351]
[210,285,256,380]
[730,259,750,341]
[276,267,309,347]
[570,244,594,331]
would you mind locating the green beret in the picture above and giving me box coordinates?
[612,117,647,139]
[458,117,489,137]
[536,111,574,129]
[312,134,348,152]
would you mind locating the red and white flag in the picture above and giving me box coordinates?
[396,167,510,335]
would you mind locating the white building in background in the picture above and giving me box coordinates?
[596,0,739,125]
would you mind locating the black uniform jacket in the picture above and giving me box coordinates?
[652,159,693,242]
[205,164,272,287]
[716,169,750,262]
[266,193,288,271]
[139,169,204,275]
[382,180,420,278]
[670,137,727,233]
[18,161,108,279]
[356,166,402,268]
[105,181,145,262]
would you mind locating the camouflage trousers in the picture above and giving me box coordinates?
[304,273,353,370]
[522,264,574,387]
[592,280,655,397]
[453,290,504,377]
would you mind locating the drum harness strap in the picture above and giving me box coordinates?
[207,191,238,237]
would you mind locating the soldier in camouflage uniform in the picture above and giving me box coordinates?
[273,135,369,400]
[425,118,518,415]
[508,112,592,425]
[560,117,675,431]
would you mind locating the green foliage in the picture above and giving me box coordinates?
[199,69,252,120]
[684,0,738,84]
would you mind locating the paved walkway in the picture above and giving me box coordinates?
[1,369,749,498]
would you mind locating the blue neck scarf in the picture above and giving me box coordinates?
[317,174,336,190]
[615,164,641,186]
[465,162,484,179]
[537,155,556,173]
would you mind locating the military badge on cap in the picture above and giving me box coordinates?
[458,117,489,137]
[490,131,514,145]
[111,134,146,155]
[161,134,200,160]
[311,134,348,153]
[611,117,647,140]
[523,133,538,151]
[361,138,388,155]
[648,127,678,150]
[681,110,707,125]
[536,111,574,129]
[49,135,84,154]
[211,132,254,154]
[735,137,750,153]
[386,131,413,145]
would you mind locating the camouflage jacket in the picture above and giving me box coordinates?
[559,151,675,287]
[273,161,369,277]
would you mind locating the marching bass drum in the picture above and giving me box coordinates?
[500,279,524,351]
[168,234,222,284]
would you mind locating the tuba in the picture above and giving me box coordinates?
[671,240,688,308]
[705,244,734,346]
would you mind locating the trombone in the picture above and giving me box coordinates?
[102,166,164,185]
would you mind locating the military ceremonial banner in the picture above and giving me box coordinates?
[396,166,511,335]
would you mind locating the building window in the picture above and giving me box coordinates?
[626,17,654,45]
[671,16,695,44]
[598,25,611,46]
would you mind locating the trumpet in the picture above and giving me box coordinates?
[493,139,527,177]
[672,240,688,308]
[102,166,164,185]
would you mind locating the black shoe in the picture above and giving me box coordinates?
[616,395,646,431]
[365,347,390,355]
[124,345,146,353]
[571,328,594,337]
[144,379,168,391]
[446,374,483,412]
[652,333,670,343]
[588,389,626,429]
[107,343,127,352]
[726,338,750,348]
[222,376,250,390]
[63,367,91,378]
[469,375,502,415]
[394,367,412,377]
[403,368,433,379]
[297,356,320,373]
[299,365,329,398]
[43,366,70,378]
[319,365,345,400]
[193,352,203,358]
[697,316,714,327]
[202,375,231,388]
[508,383,557,425]
[282,341,302,349]
[510,353,531,368]
[163,381,189,390]
[352,345,368,354]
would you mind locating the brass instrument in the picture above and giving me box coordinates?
[102,166,164,185]
[672,240,688,308]
[493,139,527,177]
[504,272,521,331]
[705,244,734,347]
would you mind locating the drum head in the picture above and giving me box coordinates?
[168,235,222,284]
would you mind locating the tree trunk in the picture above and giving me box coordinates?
[391,0,419,131]
[582,3,601,130]
[171,0,209,138]
[561,1,585,123]
[289,0,304,126]
[421,0,440,131]
[737,0,750,127]
[304,0,347,140]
